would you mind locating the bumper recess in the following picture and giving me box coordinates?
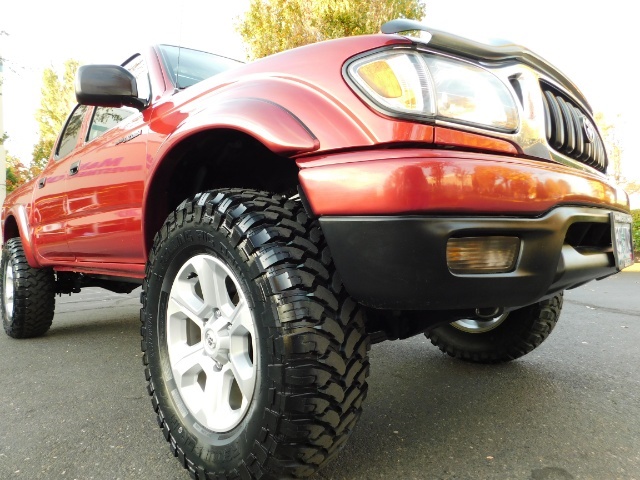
[320,206,620,310]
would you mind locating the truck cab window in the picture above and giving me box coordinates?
[87,107,136,142]
[124,54,151,104]
[56,104,88,159]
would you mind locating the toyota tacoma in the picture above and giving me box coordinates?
[1,19,634,480]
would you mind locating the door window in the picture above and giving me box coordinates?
[55,104,88,159]
[87,107,137,142]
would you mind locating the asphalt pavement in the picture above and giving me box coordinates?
[0,270,639,480]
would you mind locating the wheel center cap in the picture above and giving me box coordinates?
[205,331,216,349]
[203,325,230,363]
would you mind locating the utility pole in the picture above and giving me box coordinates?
[0,57,6,209]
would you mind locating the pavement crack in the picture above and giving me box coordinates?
[564,298,639,318]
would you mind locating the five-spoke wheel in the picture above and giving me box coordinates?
[166,254,256,432]
[141,190,369,479]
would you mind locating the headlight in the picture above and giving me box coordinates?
[347,50,519,132]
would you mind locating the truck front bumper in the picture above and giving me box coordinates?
[320,207,621,310]
[297,148,631,310]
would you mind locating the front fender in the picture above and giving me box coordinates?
[152,96,320,160]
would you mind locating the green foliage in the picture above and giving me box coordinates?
[31,59,79,178]
[0,132,8,146]
[632,209,640,257]
[236,0,425,59]
[5,154,28,194]
[31,139,55,175]
[5,168,18,190]
[3,59,79,193]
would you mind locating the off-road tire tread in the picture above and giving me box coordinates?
[427,294,563,364]
[140,189,370,479]
[1,238,55,338]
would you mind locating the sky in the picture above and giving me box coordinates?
[1,0,638,206]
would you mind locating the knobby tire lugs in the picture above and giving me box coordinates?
[140,189,370,479]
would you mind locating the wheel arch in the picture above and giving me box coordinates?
[2,206,40,268]
[142,126,302,257]
[3,215,19,242]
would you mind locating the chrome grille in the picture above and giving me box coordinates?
[540,82,608,173]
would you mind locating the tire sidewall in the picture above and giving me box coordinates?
[143,223,275,472]
[0,242,14,330]
[437,307,538,354]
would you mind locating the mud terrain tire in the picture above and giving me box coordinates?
[427,294,563,363]
[141,189,370,479]
[1,238,55,338]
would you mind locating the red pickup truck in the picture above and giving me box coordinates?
[1,19,634,480]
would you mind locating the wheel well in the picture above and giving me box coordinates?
[144,129,300,253]
[3,215,19,242]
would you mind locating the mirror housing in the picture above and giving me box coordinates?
[75,65,147,110]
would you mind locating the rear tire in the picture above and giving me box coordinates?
[1,238,56,338]
[426,294,563,363]
[141,189,370,479]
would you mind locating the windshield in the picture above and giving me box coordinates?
[158,45,243,89]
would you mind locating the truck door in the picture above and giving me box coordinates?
[31,104,88,262]
[63,54,150,266]
[64,105,146,264]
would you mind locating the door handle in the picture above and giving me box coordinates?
[69,160,80,176]
[38,177,47,189]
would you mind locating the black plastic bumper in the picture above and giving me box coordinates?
[320,206,619,310]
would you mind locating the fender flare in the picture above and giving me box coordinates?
[151,97,320,161]
[3,205,41,268]
[141,97,321,256]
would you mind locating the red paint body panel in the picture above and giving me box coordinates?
[298,149,625,216]
[2,203,41,267]
[29,108,93,263]
[0,34,630,278]
[433,127,520,155]
[137,35,432,170]
[31,156,74,262]
[150,97,320,157]
[63,108,147,264]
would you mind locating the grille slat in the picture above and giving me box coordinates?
[556,97,576,154]
[567,103,584,159]
[540,82,608,173]
[543,90,564,149]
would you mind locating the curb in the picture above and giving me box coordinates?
[623,262,640,273]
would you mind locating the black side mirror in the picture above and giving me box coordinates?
[75,65,147,110]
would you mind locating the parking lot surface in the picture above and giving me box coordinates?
[1,271,639,479]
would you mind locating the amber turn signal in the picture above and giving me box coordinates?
[357,60,403,99]
[446,236,520,274]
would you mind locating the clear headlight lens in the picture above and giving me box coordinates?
[347,50,519,132]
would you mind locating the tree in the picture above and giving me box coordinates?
[595,112,640,195]
[31,59,79,178]
[236,0,425,59]
[5,154,28,193]
[0,59,79,192]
